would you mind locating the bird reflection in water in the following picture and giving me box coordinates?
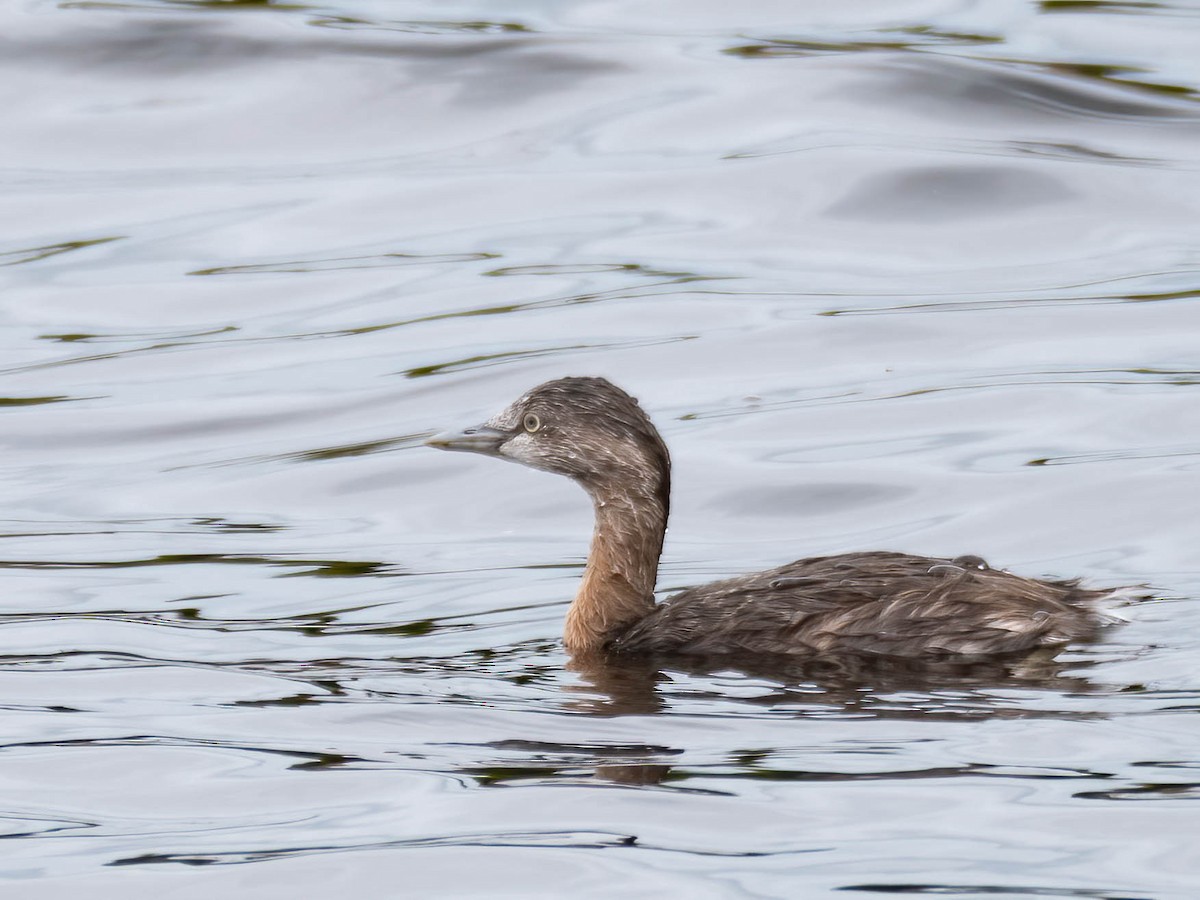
[557,648,1109,787]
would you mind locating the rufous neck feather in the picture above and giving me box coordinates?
[564,492,667,654]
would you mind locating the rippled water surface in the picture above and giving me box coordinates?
[3,0,1200,896]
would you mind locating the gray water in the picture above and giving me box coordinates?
[3,0,1200,897]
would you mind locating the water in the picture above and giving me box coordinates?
[2,0,1199,896]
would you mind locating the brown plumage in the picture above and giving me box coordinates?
[428,376,1129,662]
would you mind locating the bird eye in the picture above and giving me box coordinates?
[523,413,541,433]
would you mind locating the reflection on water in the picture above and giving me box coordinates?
[563,647,1117,720]
[2,0,1199,895]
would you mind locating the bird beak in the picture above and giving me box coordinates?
[425,423,508,457]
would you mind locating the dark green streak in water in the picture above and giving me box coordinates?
[405,347,573,379]
[406,334,696,379]
[0,606,454,640]
[190,251,498,276]
[284,435,419,462]
[1046,61,1196,98]
[726,27,1002,59]
[0,396,73,407]
[313,15,531,34]
[1040,0,1163,12]
[63,0,307,11]
[0,236,122,268]
[0,553,401,578]
[818,284,1200,316]
[728,32,1194,100]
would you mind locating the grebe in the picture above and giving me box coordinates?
[428,377,1129,660]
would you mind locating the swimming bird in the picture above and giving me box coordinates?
[428,376,1130,661]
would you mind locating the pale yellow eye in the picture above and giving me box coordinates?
[523,412,541,433]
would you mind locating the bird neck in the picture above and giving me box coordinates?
[564,487,668,655]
